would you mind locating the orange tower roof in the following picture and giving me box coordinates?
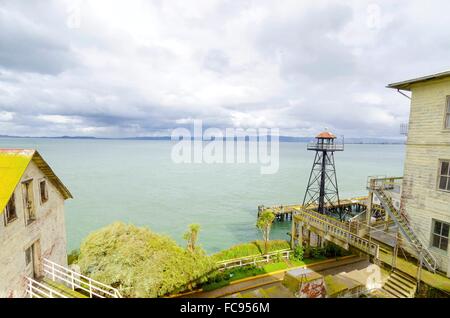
[316,131,336,139]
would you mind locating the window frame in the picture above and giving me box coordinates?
[3,192,18,225]
[445,96,450,129]
[39,179,48,205]
[430,219,449,252]
[22,178,36,226]
[437,160,450,192]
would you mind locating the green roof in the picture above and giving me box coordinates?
[0,149,72,214]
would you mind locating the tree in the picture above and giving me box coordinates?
[77,222,214,297]
[256,210,275,254]
[183,223,201,252]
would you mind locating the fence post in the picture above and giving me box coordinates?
[28,280,32,298]
[71,271,75,290]
[89,278,93,298]
[52,262,56,281]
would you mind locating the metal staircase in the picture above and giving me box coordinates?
[368,177,437,272]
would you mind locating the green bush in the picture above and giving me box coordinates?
[77,222,214,298]
[311,247,326,259]
[67,249,80,265]
[323,242,351,258]
[293,245,304,261]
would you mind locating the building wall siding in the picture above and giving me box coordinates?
[401,77,450,276]
[0,161,67,297]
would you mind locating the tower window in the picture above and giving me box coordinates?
[431,219,449,251]
[4,193,17,224]
[40,180,48,204]
[438,160,450,191]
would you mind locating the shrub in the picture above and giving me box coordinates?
[293,245,304,261]
[67,249,80,265]
[77,222,214,298]
[311,247,326,259]
[323,242,352,258]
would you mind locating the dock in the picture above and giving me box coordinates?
[258,196,370,222]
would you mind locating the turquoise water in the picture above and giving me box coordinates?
[0,138,405,253]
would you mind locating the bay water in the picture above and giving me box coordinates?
[0,138,404,254]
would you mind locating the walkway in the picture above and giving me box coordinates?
[184,255,366,298]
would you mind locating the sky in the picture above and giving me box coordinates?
[1,0,450,138]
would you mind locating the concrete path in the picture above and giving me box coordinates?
[184,255,367,298]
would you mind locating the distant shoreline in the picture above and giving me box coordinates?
[0,135,405,145]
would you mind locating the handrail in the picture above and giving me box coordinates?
[367,179,438,272]
[307,143,344,151]
[43,258,122,298]
[26,277,68,298]
[294,207,352,231]
[216,249,291,270]
[294,208,379,258]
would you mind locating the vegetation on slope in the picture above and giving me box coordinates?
[77,222,214,298]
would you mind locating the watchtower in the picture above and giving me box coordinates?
[302,131,344,219]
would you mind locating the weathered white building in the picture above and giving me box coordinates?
[388,71,450,276]
[0,149,72,297]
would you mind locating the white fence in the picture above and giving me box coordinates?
[216,249,292,270]
[42,258,122,298]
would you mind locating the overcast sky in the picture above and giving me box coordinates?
[1,0,449,138]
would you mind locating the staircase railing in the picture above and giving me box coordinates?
[26,277,68,298]
[367,177,438,272]
[43,258,122,298]
[294,208,380,259]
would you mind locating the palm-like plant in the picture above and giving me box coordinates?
[256,210,275,254]
[184,223,201,253]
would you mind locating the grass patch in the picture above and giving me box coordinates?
[262,261,289,272]
[289,259,306,267]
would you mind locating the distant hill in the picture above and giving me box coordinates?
[0,135,405,144]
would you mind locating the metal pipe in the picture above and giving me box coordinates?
[397,89,411,100]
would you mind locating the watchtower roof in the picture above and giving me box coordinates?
[316,131,336,139]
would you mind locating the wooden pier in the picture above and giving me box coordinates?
[258,196,370,222]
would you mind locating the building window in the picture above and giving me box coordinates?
[3,193,17,224]
[446,97,450,129]
[438,160,450,191]
[431,220,449,251]
[22,179,36,225]
[25,246,33,265]
[39,180,48,204]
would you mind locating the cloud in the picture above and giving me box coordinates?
[0,0,449,138]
